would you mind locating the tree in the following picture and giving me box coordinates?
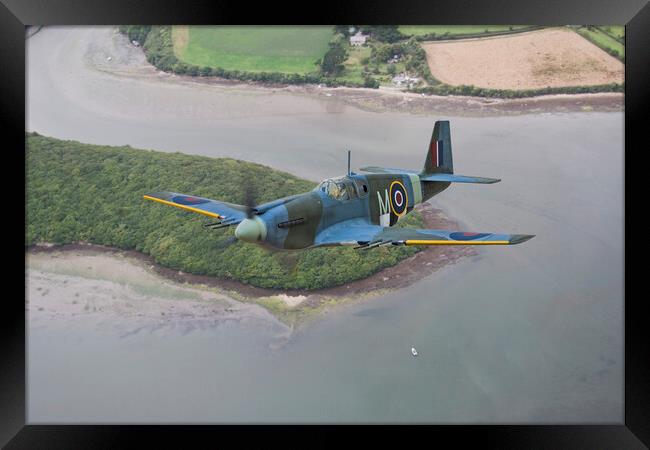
[363,76,379,88]
[186,65,199,76]
[334,25,353,37]
[320,42,347,76]
[119,26,151,44]
[372,44,392,63]
[370,25,403,43]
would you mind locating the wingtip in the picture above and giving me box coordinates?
[143,191,171,200]
[143,192,170,203]
[509,234,535,245]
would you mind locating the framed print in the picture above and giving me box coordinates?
[2,0,648,446]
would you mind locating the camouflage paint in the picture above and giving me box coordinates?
[249,172,445,250]
[282,192,323,250]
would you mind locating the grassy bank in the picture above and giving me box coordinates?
[26,133,423,290]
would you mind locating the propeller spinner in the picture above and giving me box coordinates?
[234,184,267,243]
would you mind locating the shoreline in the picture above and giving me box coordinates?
[28,204,477,323]
[146,70,624,117]
[101,29,624,117]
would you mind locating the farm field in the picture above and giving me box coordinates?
[598,25,625,40]
[575,26,625,59]
[172,25,333,74]
[422,28,624,90]
[399,25,531,37]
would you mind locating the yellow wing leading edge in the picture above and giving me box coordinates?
[143,191,249,222]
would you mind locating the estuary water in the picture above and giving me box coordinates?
[26,27,623,423]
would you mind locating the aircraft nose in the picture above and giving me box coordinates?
[234,217,267,243]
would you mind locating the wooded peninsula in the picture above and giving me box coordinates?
[26,133,424,290]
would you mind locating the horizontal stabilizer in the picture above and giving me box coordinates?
[420,173,500,184]
[360,166,419,175]
[360,167,499,184]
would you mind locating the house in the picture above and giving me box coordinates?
[392,73,420,88]
[387,55,401,64]
[350,31,367,46]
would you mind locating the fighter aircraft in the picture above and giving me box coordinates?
[144,121,534,250]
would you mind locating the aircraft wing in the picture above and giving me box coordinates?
[143,191,248,222]
[314,219,534,248]
[374,228,534,246]
[314,219,383,246]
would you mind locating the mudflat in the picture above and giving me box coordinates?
[27,251,289,337]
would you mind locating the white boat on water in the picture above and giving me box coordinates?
[411,347,418,357]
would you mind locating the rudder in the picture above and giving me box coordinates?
[423,120,453,175]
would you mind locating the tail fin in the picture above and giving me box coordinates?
[423,120,453,175]
[362,120,500,185]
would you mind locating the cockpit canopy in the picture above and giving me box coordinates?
[316,176,360,201]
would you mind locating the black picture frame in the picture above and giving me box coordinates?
[3,0,648,446]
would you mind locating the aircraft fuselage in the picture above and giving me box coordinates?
[234,173,449,250]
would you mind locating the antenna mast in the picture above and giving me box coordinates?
[347,150,351,176]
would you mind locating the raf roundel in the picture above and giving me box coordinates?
[172,195,210,206]
[389,180,408,216]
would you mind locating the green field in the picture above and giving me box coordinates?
[172,26,333,74]
[337,46,372,84]
[399,25,530,37]
[598,25,625,40]
[576,26,625,59]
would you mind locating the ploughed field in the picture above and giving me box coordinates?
[422,28,624,90]
[172,26,333,74]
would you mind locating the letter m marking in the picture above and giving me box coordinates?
[377,189,390,215]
